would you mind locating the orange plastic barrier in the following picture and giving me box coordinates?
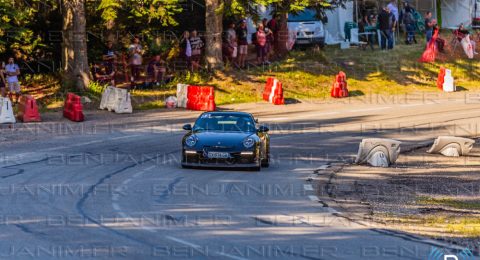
[331,71,349,98]
[17,95,41,122]
[263,77,274,102]
[63,93,84,122]
[437,67,446,90]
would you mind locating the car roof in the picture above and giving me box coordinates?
[201,111,253,117]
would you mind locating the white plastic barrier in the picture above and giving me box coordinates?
[355,138,401,167]
[113,88,132,114]
[99,86,114,110]
[0,97,16,124]
[99,86,133,113]
[427,136,475,157]
[176,84,188,108]
[442,69,456,92]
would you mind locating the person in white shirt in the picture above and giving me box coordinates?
[129,37,143,87]
[5,57,21,102]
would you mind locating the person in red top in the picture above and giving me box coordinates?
[255,23,268,65]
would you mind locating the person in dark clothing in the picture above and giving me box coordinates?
[147,55,166,85]
[400,2,417,44]
[236,20,249,68]
[102,41,116,86]
[378,6,396,50]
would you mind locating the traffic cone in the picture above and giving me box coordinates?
[437,67,446,90]
[17,95,41,122]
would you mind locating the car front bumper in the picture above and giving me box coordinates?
[182,149,259,167]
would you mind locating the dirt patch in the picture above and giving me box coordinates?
[316,140,480,248]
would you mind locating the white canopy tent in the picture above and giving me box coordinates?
[441,0,476,28]
[324,1,354,44]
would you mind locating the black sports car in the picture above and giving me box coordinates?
[181,112,270,171]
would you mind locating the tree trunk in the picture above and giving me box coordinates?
[61,0,74,73]
[276,13,289,58]
[205,0,223,70]
[61,0,90,91]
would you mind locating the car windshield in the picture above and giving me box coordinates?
[288,9,317,22]
[193,114,256,132]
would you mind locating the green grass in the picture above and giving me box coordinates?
[417,196,480,210]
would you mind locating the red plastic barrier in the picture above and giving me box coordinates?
[263,77,274,102]
[331,71,349,98]
[263,77,284,105]
[271,81,285,105]
[63,93,84,122]
[186,86,216,111]
[437,67,446,90]
[17,95,41,122]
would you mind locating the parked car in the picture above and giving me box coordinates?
[181,112,270,171]
[287,8,326,47]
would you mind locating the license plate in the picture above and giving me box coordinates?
[296,39,310,44]
[207,152,230,159]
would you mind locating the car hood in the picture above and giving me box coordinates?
[192,131,257,147]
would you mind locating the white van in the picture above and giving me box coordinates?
[287,8,325,47]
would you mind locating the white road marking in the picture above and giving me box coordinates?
[304,184,314,191]
[308,195,319,202]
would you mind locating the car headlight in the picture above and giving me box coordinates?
[185,135,198,147]
[315,27,322,33]
[243,137,255,148]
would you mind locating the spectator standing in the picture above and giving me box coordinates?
[128,37,143,86]
[189,30,204,71]
[262,18,274,62]
[180,31,192,70]
[401,2,417,44]
[378,6,396,50]
[5,57,21,103]
[255,23,268,65]
[0,62,5,97]
[226,22,238,66]
[424,11,436,44]
[387,1,399,27]
[236,20,249,69]
[102,40,116,86]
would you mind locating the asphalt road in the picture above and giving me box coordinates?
[1,93,479,260]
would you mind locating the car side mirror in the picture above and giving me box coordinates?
[258,125,269,133]
[183,124,192,131]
